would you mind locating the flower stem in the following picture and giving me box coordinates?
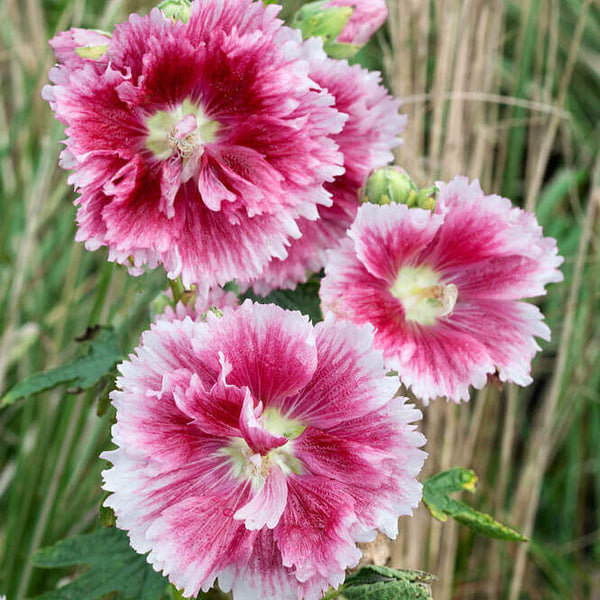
[168,277,186,304]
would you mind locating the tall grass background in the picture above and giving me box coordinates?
[0,0,598,598]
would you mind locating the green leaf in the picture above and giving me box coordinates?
[2,326,122,407]
[423,467,526,542]
[242,280,323,323]
[330,566,434,599]
[344,565,436,587]
[33,527,169,600]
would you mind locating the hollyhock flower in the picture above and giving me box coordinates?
[320,176,563,403]
[154,285,238,323]
[43,0,346,292]
[102,301,425,599]
[248,48,405,294]
[325,0,388,46]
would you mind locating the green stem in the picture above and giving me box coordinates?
[88,262,115,327]
[168,277,186,304]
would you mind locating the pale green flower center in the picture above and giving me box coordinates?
[390,265,458,326]
[220,408,305,485]
[222,439,304,487]
[261,407,306,440]
[145,99,219,160]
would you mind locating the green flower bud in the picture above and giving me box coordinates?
[158,0,192,23]
[291,1,357,58]
[416,185,439,211]
[362,167,439,212]
[292,0,388,58]
[320,40,362,60]
[363,166,418,206]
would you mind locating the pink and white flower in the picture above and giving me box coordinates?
[43,0,346,292]
[248,47,406,294]
[320,176,564,403]
[102,300,425,599]
[325,0,388,46]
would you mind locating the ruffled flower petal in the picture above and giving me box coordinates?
[433,177,564,298]
[234,465,288,530]
[279,313,398,428]
[248,50,406,293]
[208,302,318,405]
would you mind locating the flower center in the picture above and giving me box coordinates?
[390,265,458,326]
[262,407,306,440]
[221,407,305,485]
[223,438,303,486]
[145,99,219,161]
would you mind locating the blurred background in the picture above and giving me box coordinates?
[0,0,598,598]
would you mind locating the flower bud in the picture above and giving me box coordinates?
[362,166,417,206]
[293,0,388,58]
[362,167,439,212]
[291,1,358,59]
[326,0,388,44]
[415,185,439,211]
[158,0,191,23]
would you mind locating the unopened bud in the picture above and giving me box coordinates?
[363,166,417,206]
[415,185,439,211]
[363,167,439,212]
[293,0,388,58]
[158,0,192,23]
[292,1,358,59]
